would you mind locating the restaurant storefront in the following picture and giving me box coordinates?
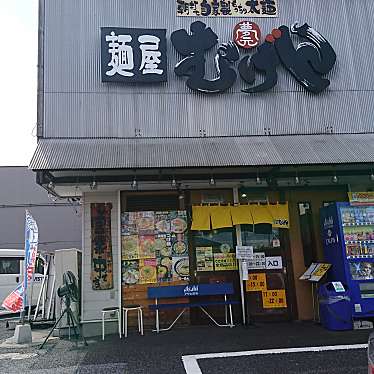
[30,0,374,336]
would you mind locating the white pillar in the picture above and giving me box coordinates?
[233,187,246,325]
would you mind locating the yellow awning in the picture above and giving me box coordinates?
[251,204,273,225]
[230,205,254,225]
[191,206,211,231]
[268,203,290,228]
[210,206,233,229]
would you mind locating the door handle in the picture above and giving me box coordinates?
[16,276,19,283]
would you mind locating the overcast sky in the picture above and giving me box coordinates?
[0,1,38,166]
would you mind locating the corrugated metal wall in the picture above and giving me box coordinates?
[43,0,374,138]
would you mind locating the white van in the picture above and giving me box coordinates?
[0,249,45,314]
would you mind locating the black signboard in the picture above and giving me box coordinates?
[101,27,167,83]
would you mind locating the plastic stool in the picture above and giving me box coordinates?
[101,306,121,340]
[122,305,143,338]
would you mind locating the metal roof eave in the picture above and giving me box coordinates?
[29,134,374,172]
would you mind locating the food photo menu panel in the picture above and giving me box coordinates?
[121,211,189,285]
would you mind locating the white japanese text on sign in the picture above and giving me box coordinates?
[236,245,253,260]
[246,253,266,270]
[177,0,278,17]
[101,28,167,83]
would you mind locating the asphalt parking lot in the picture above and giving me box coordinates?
[0,321,370,373]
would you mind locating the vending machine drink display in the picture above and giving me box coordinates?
[320,203,374,318]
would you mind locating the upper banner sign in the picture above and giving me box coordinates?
[348,192,374,206]
[101,27,167,83]
[177,0,278,17]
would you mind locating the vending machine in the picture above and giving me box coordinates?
[320,202,374,318]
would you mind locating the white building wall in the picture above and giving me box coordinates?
[81,191,119,321]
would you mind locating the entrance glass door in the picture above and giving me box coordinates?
[242,226,291,321]
[190,228,241,325]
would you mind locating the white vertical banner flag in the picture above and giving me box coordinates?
[2,211,39,313]
[23,210,39,310]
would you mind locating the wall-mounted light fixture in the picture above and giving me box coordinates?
[256,172,262,185]
[48,193,58,202]
[90,180,98,190]
[131,177,138,189]
[209,176,216,186]
[332,173,338,184]
[171,177,177,188]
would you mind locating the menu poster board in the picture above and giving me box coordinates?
[172,256,190,280]
[262,289,287,309]
[122,235,140,260]
[155,211,171,233]
[139,235,156,259]
[214,253,238,271]
[121,210,189,285]
[171,233,188,257]
[139,258,157,284]
[154,235,172,257]
[122,260,140,285]
[157,256,173,282]
[170,211,188,234]
[299,263,331,282]
[121,212,137,236]
[246,273,267,292]
[196,247,214,272]
[136,211,155,235]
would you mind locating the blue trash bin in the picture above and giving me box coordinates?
[318,282,353,331]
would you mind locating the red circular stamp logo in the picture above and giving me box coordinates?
[233,21,261,49]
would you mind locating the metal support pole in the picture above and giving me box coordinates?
[233,187,246,325]
[34,259,49,321]
[27,265,35,321]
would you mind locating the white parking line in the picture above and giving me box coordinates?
[0,352,38,360]
[182,344,368,374]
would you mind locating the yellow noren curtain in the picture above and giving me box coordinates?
[230,205,254,226]
[210,206,233,229]
[251,204,273,225]
[268,203,290,228]
[191,204,290,231]
[191,206,211,231]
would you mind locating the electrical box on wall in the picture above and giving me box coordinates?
[54,248,82,329]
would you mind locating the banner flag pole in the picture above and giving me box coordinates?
[21,211,28,324]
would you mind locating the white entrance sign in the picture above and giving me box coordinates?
[265,256,283,270]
